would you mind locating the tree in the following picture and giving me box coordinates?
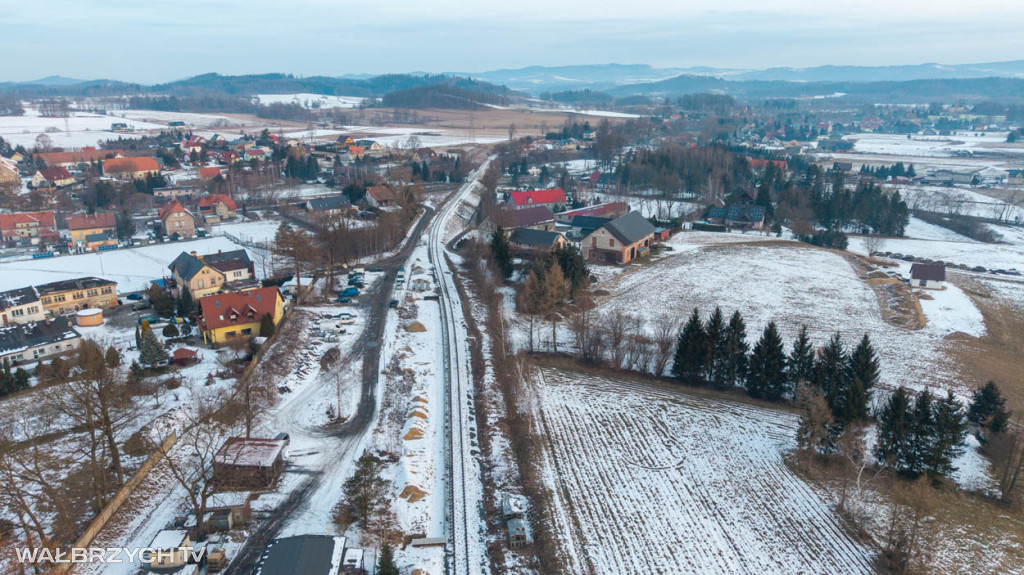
[115,209,136,242]
[162,323,179,338]
[928,391,967,479]
[490,227,513,279]
[968,381,1011,433]
[746,321,788,400]
[337,452,390,529]
[847,334,879,419]
[721,310,748,388]
[703,307,727,386]
[104,345,121,368]
[139,327,169,366]
[815,333,851,423]
[671,308,706,383]
[787,325,815,387]
[875,387,915,477]
[148,284,174,317]
[652,315,680,378]
[378,542,399,575]
[259,313,276,338]
[554,245,589,296]
[540,261,568,352]
[795,382,836,462]
[176,286,194,318]
[274,221,316,289]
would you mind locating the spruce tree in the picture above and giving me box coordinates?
[722,311,749,388]
[704,306,726,386]
[968,381,1011,433]
[672,308,706,383]
[847,334,879,419]
[135,324,142,348]
[177,286,194,317]
[786,326,815,389]
[908,389,936,478]
[490,227,514,279]
[746,321,787,400]
[139,327,169,366]
[815,333,850,422]
[875,387,914,474]
[928,391,967,479]
[259,313,276,337]
[378,542,399,575]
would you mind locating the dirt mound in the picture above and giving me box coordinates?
[409,408,428,419]
[400,484,427,503]
[403,427,424,441]
[405,321,427,333]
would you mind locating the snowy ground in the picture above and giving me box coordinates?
[533,367,875,574]
[0,236,259,293]
[0,106,162,148]
[845,132,1020,159]
[592,192,699,220]
[254,93,365,109]
[898,184,1024,221]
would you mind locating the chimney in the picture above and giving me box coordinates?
[218,250,222,255]
[190,251,197,257]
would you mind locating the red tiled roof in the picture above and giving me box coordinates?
[198,287,281,332]
[36,147,123,165]
[68,212,116,230]
[198,194,237,211]
[103,156,160,174]
[0,211,56,231]
[510,188,566,207]
[158,200,190,220]
[198,167,223,179]
[37,167,72,182]
[348,146,365,154]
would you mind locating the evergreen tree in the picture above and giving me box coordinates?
[672,308,707,383]
[908,389,936,478]
[721,311,749,388]
[787,325,815,387]
[177,286,194,317]
[139,327,169,366]
[134,324,142,348]
[815,333,850,422]
[554,245,589,297]
[105,345,121,368]
[847,334,879,420]
[746,321,787,400]
[875,387,914,474]
[704,307,727,386]
[490,227,514,279]
[162,323,179,338]
[12,368,29,391]
[259,313,276,337]
[755,181,774,219]
[378,542,399,575]
[968,381,1012,433]
[928,391,967,479]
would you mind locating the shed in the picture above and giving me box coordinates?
[213,437,287,488]
[909,263,946,289]
[506,518,532,548]
[502,494,527,519]
[341,548,366,574]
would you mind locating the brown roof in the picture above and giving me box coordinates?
[198,287,281,332]
[37,167,73,182]
[198,166,224,179]
[36,147,124,166]
[910,263,946,282]
[367,186,395,203]
[512,206,555,228]
[0,211,56,231]
[103,156,160,174]
[198,194,237,211]
[68,212,116,230]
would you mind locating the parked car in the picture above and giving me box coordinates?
[126,293,144,301]
[368,266,384,273]
[389,299,399,308]
[337,296,352,304]
[336,314,356,325]
[340,287,359,297]
[137,314,160,325]
[131,302,152,311]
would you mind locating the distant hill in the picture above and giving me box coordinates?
[18,75,89,86]
[465,64,691,93]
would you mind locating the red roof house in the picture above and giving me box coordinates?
[198,166,224,179]
[69,212,117,231]
[0,211,58,242]
[510,189,567,210]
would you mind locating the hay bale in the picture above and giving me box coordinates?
[405,321,427,333]
[400,484,427,503]
[409,408,428,419]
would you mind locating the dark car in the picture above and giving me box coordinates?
[126,293,144,301]
[337,296,352,304]
[131,302,151,311]
[389,299,399,308]
[368,266,384,273]
[340,287,359,297]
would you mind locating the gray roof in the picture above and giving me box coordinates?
[254,535,341,575]
[0,317,80,358]
[169,252,206,281]
[170,250,251,280]
[512,206,555,228]
[571,215,612,231]
[910,263,946,282]
[509,227,564,248]
[604,211,656,245]
[306,195,352,212]
[0,286,39,311]
[35,277,115,296]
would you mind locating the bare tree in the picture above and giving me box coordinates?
[863,235,886,257]
[604,310,630,369]
[652,315,680,377]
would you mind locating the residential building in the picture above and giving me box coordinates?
[0,316,82,365]
[909,263,946,289]
[0,287,45,326]
[509,228,567,252]
[305,195,355,217]
[243,148,268,162]
[152,185,198,200]
[197,287,283,344]
[147,530,191,571]
[197,193,238,223]
[213,436,288,488]
[169,249,256,298]
[159,200,197,239]
[570,215,612,239]
[0,211,57,243]
[0,157,20,187]
[554,202,629,223]
[198,166,224,180]
[69,212,117,245]
[83,232,118,252]
[365,185,396,208]
[705,205,767,231]
[509,188,567,211]
[582,211,656,264]
[510,206,557,231]
[30,167,74,189]
[35,277,118,314]
[36,147,124,168]
[102,156,160,181]
[253,535,346,575]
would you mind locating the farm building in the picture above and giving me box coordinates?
[570,215,612,239]
[213,436,288,488]
[909,263,946,289]
[582,211,656,265]
[305,195,356,217]
[509,228,567,253]
[36,147,124,168]
[253,535,346,575]
[705,205,767,231]
[103,156,160,181]
[554,201,629,223]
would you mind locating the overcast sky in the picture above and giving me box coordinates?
[3,0,1024,83]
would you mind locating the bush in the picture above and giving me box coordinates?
[162,323,179,337]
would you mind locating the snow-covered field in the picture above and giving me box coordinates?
[0,236,256,293]
[845,132,1019,158]
[534,367,874,574]
[596,238,982,398]
[0,107,162,148]
[115,109,261,129]
[847,233,1024,271]
[898,184,1024,221]
[254,93,365,109]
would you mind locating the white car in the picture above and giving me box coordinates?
[336,313,356,325]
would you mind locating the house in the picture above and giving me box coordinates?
[0,316,82,365]
[0,157,20,186]
[110,122,130,133]
[365,186,397,208]
[31,167,74,189]
[103,156,161,181]
[35,277,118,314]
[198,166,224,180]
[197,287,284,344]
[554,202,630,223]
[159,200,197,239]
[35,147,124,168]
[168,120,186,128]
[570,215,612,239]
[348,145,365,158]
[213,436,288,487]
[507,518,532,549]
[0,287,45,326]
[509,188,567,211]
[169,249,256,298]
[0,211,57,243]
[509,228,567,252]
[147,530,191,571]
[83,232,118,252]
[705,205,767,231]
[197,194,238,223]
[582,211,656,264]
[253,535,346,575]
[153,186,198,200]
[243,148,267,162]
[909,263,946,289]
[510,206,556,231]
[305,195,356,217]
[69,212,117,245]
[1008,169,1024,186]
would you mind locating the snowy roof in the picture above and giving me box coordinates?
[0,317,80,357]
[215,437,286,468]
[254,535,343,575]
[150,529,189,551]
[0,286,39,311]
[342,548,363,569]
[35,276,115,296]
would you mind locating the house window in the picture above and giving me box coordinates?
[72,292,83,300]
[226,331,236,337]
[102,287,112,295]
[242,328,252,335]
[608,239,614,247]
[11,309,23,317]
[918,280,926,287]
[87,289,98,297]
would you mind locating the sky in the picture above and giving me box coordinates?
[2,0,1024,83]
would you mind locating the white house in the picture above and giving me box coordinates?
[909,263,946,289]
